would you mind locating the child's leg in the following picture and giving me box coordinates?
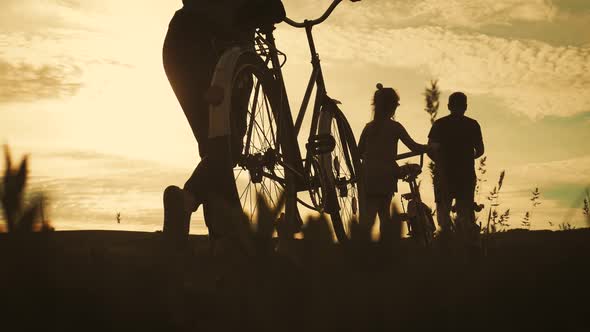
[363,195,380,232]
[456,197,480,246]
[436,197,453,232]
[377,194,398,241]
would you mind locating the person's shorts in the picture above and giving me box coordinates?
[434,174,475,203]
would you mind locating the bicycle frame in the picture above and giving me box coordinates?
[256,0,350,190]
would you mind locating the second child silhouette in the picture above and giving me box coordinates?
[428,92,484,246]
[358,84,428,239]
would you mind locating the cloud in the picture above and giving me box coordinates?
[492,156,590,228]
[0,0,95,34]
[0,0,153,105]
[506,155,590,187]
[408,0,558,26]
[11,148,205,232]
[0,59,82,103]
[0,0,93,104]
[285,0,558,30]
[278,24,590,119]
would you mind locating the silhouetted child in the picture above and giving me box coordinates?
[428,92,484,245]
[358,84,428,239]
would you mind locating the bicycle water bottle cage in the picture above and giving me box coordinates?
[306,134,336,155]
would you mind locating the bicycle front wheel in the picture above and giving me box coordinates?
[230,52,296,227]
[317,101,362,242]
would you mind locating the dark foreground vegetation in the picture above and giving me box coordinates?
[1,227,589,332]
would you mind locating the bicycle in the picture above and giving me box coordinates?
[395,152,436,247]
[209,0,364,243]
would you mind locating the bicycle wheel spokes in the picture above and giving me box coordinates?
[317,103,362,242]
[232,59,286,224]
[331,120,359,230]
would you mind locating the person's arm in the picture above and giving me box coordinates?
[474,122,484,159]
[398,123,428,154]
[427,122,440,162]
[358,126,368,161]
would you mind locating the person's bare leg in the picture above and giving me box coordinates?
[378,194,397,242]
[363,196,380,237]
[456,198,480,247]
[436,197,453,233]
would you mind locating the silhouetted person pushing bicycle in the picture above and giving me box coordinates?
[161,0,286,245]
[358,84,428,239]
[428,92,484,246]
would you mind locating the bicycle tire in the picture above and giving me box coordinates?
[415,203,435,247]
[317,100,363,243]
[229,52,298,229]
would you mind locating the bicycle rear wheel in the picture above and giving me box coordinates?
[317,101,362,242]
[230,53,296,227]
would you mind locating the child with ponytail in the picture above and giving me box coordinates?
[358,83,428,239]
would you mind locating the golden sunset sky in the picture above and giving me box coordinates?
[1,0,589,232]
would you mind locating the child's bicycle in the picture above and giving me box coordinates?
[395,152,436,247]
[208,0,363,242]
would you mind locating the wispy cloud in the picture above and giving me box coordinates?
[286,0,558,30]
[6,148,204,232]
[279,0,590,119]
[0,0,97,34]
[0,60,81,103]
[507,155,590,187]
[0,0,159,105]
[0,0,92,103]
[278,24,590,119]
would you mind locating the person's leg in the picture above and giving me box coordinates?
[162,11,216,242]
[455,198,475,228]
[436,197,453,232]
[456,196,479,238]
[434,169,453,232]
[163,11,214,153]
[455,176,480,250]
[202,137,241,234]
[363,195,379,235]
[378,193,398,242]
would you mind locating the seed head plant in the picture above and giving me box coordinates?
[521,187,541,229]
[485,170,507,233]
[583,188,589,226]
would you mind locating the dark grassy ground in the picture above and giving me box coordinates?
[1,228,589,332]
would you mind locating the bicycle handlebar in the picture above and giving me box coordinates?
[395,151,424,168]
[283,0,360,28]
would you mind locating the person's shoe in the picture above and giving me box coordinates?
[163,185,191,246]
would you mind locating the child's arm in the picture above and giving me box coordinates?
[427,122,440,161]
[358,126,369,160]
[473,122,485,159]
[397,123,428,153]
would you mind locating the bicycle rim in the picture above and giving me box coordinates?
[317,103,362,242]
[231,54,289,226]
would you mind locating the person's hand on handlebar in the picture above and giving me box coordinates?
[396,163,422,180]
